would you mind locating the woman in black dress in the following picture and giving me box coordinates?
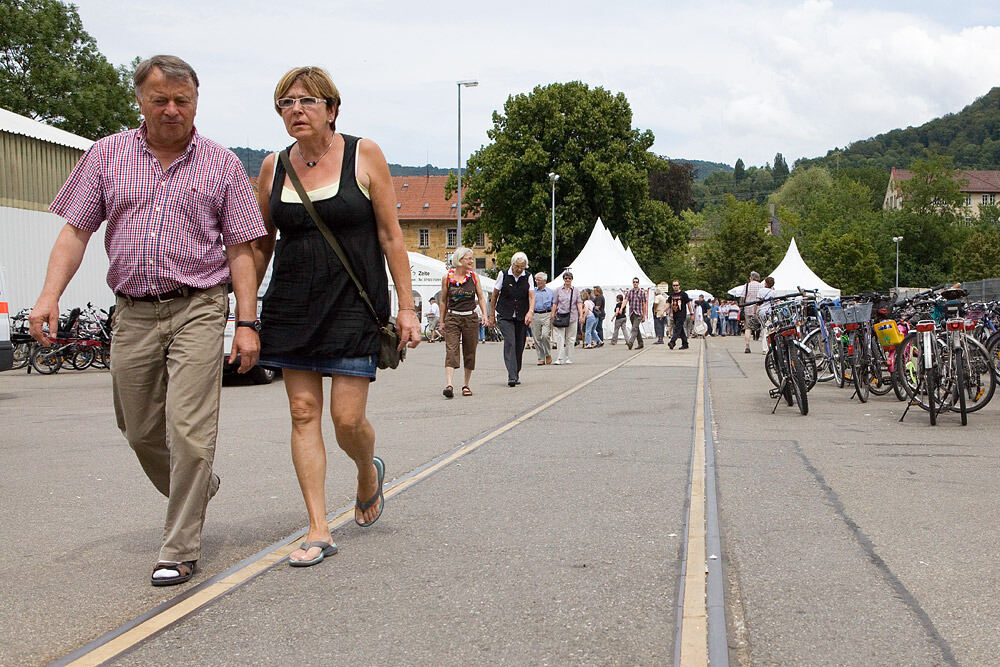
[253,66,419,567]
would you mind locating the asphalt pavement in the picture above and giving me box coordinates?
[2,333,999,666]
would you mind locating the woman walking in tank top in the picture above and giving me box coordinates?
[440,246,487,397]
[252,66,420,567]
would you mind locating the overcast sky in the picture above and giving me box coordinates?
[70,0,1000,171]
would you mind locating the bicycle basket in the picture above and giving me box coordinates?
[843,302,873,325]
[827,305,846,326]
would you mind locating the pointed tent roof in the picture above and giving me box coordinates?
[556,218,654,289]
[728,238,840,298]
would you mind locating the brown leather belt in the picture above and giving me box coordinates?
[118,286,204,302]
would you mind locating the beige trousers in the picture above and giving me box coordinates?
[111,286,227,563]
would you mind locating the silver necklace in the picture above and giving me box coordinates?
[296,137,334,167]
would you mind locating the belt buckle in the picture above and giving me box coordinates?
[156,286,187,302]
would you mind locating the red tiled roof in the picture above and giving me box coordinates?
[393,175,476,221]
[890,168,1000,193]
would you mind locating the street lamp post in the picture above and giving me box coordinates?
[892,236,904,290]
[456,80,478,248]
[549,172,559,279]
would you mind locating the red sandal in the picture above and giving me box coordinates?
[462,385,472,396]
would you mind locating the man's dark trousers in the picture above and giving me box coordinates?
[498,317,528,382]
[669,315,688,348]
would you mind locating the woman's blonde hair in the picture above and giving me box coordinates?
[452,246,474,265]
[274,66,341,131]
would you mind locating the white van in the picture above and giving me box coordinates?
[0,264,13,372]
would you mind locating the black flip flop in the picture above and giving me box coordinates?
[355,456,385,527]
[289,540,338,567]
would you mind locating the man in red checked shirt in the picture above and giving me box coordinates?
[29,55,267,587]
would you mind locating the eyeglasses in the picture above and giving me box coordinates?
[276,97,326,109]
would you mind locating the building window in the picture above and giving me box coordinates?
[475,257,486,270]
[418,229,429,248]
[965,195,972,206]
[447,228,458,248]
[991,194,997,205]
[475,232,486,247]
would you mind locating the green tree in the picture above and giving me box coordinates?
[899,153,967,220]
[648,158,696,215]
[808,230,883,293]
[954,228,1000,280]
[696,196,778,297]
[733,158,746,183]
[772,152,789,186]
[461,81,683,272]
[0,0,139,139]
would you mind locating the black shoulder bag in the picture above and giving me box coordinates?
[279,150,404,369]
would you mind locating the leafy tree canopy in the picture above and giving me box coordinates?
[649,158,696,216]
[461,81,686,272]
[0,0,138,139]
[899,153,967,220]
[696,196,779,297]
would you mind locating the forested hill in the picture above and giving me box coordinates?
[230,146,452,178]
[798,87,1000,171]
[676,159,732,181]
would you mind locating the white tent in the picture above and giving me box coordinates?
[557,219,656,335]
[728,238,840,299]
[388,252,495,323]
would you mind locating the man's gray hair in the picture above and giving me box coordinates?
[133,55,200,93]
[750,271,761,281]
[510,251,529,268]
[534,271,548,281]
[451,246,473,265]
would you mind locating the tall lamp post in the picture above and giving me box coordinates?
[892,236,904,290]
[456,79,478,248]
[549,172,559,279]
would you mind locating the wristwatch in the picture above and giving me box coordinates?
[236,320,261,333]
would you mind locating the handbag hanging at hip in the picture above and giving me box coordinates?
[553,311,571,328]
[278,150,404,369]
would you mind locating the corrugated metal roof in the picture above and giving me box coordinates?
[0,107,94,151]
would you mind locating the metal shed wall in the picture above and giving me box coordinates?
[0,206,113,313]
[0,130,84,212]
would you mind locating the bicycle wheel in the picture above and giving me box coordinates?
[30,345,63,374]
[765,348,780,387]
[867,336,892,396]
[984,331,1000,382]
[927,356,937,426]
[951,337,996,413]
[832,339,846,387]
[802,348,818,391]
[780,346,793,406]
[801,327,834,382]
[70,345,96,370]
[954,345,967,425]
[12,342,30,370]
[788,345,809,415]
[852,343,870,403]
[93,343,111,369]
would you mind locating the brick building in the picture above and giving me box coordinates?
[392,175,496,271]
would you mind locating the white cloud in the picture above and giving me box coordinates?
[69,0,1000,169]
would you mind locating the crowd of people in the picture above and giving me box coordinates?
[24,51,772,586]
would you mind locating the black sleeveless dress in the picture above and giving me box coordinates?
[258,135,390,372]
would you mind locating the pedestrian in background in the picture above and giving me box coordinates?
[741,271,762,353]
[592,285,606,347]
[551,271,582,364]
[531,272,554,365]
[652,288,668,344]
[611,293,628,344]
[30,55,267,586]
[582,289,598,348]
[709,299,720,336]
[668,280,693,350]
[425,297,440,340]
[441,247,487,396]
[727,300,739,335]
[488,252,534,387]
[625,278,648,350]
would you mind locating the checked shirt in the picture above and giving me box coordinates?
[626,287,648,318]
[51,123,266,297]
